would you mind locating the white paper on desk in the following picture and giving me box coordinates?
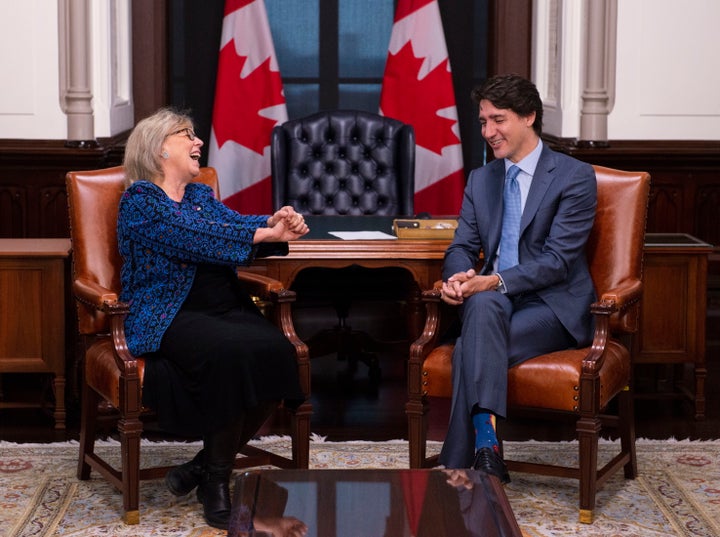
[328,231,398,240]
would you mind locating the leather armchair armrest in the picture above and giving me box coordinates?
[408,284,446,385]
[583,279,642,373]
[73,277,128,314]
[72,278,136,372]
[411,289,442,354]
[236,270,310,396]
[236,270,296,303]
[591,278,643,337]
[594,279,643,315]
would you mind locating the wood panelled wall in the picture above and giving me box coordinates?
[0,138,125,238]
[547,138,720,249]
[1,137,718,251]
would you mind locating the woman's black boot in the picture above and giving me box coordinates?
[198,465,233,529]
[165,449,204,497]
[197,420,244,530]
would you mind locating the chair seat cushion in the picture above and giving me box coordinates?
[421,338,631,412]
[508,339,630,411]
[85,338,145,407]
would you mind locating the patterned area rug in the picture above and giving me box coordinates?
[1,437,718,536]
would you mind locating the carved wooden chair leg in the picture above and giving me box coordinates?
[118,415,143,524]
[291,402,313,469]
[77,382,99,481]
[406,398,425,469]
[619,388,638,479]
[577,416,601,524]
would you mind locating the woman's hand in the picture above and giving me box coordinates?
[273,215,309,241]
[255,207,309,243]
[265,206,308,238]
[267,206,299,228]
[283,211,308,235]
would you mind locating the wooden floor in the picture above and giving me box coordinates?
[1,335,718,445]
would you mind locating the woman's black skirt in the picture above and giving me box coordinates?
[141,264,304,437]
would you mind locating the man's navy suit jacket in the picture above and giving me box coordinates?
[443,144,597,346]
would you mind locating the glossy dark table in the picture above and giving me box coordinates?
[228,468,523,537]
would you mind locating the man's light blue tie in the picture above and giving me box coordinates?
[499,165,521,270]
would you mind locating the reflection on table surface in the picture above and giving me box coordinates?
[229,469,522,537]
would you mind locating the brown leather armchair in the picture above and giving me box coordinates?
[406,165,651,523]
[66,166,312,524]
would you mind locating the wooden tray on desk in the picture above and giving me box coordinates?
[393,218,458,239]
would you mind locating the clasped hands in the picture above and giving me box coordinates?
[441,268,498,305]
[264,206,309,242]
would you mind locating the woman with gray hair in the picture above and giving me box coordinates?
[117,107,309,532]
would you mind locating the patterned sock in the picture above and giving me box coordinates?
[472,411,499,454]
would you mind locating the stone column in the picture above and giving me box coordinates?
[59,0,97,147]
[579,0,617,146]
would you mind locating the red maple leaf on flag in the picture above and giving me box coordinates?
[382,41,460,155]
[212,39,285,155]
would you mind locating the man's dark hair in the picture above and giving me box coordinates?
[471,74,543,137]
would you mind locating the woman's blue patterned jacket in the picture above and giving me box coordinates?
[117,180,269,356]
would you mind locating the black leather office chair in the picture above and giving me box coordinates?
[271,110,416,382]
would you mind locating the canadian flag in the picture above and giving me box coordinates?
[208,0,287,214]
[380,0,464,216]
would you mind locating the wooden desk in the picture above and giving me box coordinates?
[633,233,712,419]
[253,237,450,290]
[246,216,451,338]
[0,238,71,429]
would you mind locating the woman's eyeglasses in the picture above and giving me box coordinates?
[169,127,196,141]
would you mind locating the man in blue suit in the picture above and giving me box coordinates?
[439,74,597,480]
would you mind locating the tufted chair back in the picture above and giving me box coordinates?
[271,110,415,216]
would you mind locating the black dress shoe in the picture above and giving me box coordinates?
[166,449,204,497]
[472,447,511,484]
